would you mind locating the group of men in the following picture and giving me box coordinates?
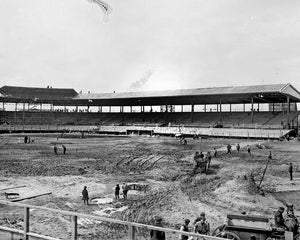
[150,212,210,240]
[226,143,251,155]
[114,183,129,200]
[81,183,130,205]
[53,144,67,155]
[24,135,33,144]
[274,205,299,236]
[193,151,212,170]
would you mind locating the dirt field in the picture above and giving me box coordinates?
[0,133,299,239]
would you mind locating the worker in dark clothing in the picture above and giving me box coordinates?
[82,186,89,205]
[247,145,251,155]
[193,212,206,225]
[150,216,166,240]
[122,183,129,200]
[274,207,287,230]
[227,144,232,154]
[54,144,58,155]
[236,144,240,153]
[115,184,120,200]
[179,219,191,240]
[268,151,272,160]
[214,148,218,158]
[194,152,200,161]
[24,135,28,144]
[62,145,66,154]
[289,163,293,181]
[199,152,204,159]
[194,217,210,235]
[207,152,212,168]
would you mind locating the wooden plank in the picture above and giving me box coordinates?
[227,214,269,222]
[27,232,60,240]
[0,185,26,191]
[11,192,52,202]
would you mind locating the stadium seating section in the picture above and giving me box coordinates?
[0,110,298,129]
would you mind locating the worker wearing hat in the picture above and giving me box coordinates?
[274,207,287,230]
[150,216,166,240]
[193,212,206,225]
[179,219,191,240]
[194,215,210,235]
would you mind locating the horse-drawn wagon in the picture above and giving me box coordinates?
[212,214,299,240]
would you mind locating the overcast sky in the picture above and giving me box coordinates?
[1,0,300,93]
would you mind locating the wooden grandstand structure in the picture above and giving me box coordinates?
[0,83,299,138]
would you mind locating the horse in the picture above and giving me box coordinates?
[284,204,299,237]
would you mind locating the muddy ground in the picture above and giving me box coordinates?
[0,133,299,239]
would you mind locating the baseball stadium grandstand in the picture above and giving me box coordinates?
[0,83,299,139]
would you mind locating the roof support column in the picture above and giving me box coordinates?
[191,102,194,123]
[164,104,168,123]
[257,103,260,112]
[14,103,17,125]
[22,102,25,130]
[204,104,206,112]
[181,105,183,112]
[121,106,124,125]
[229,104,231,112]
[2,102,4,110]
[251,96,254,123]
[296,112,299,131]
[40,103,42,126]
[219,99,222,123]
[130,106,132,113]
[243,103,245,112]
[287,96,290,129]
[272,103,274,114]
[109,106,111,113]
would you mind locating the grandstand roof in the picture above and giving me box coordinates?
[72,83,300,106]
[0,86,78,102]
[0,83,299,106]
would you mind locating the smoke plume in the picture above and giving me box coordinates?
[129,70,153,91]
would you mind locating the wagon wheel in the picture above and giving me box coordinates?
[294,233,300,240]
[215,231,241,240]
[212,224,226,236]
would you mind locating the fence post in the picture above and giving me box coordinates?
[128,225,135,240]
[24,207,30,240]
[72,216,78,240]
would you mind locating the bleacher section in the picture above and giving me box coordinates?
[0,111,298,129]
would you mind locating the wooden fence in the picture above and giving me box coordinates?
[0,200,224,240]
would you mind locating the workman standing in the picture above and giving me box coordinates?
[289,163,293,181]
[274,207,286,230]
[227,144,232,154]
[236,144,240,153]
[62,145,66,155]
[194,217,210,235]
[115,184,120,200]
[179,219,191,240]
[82,186,89,205]
[150,216,166,240]
[54,144,58,155]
